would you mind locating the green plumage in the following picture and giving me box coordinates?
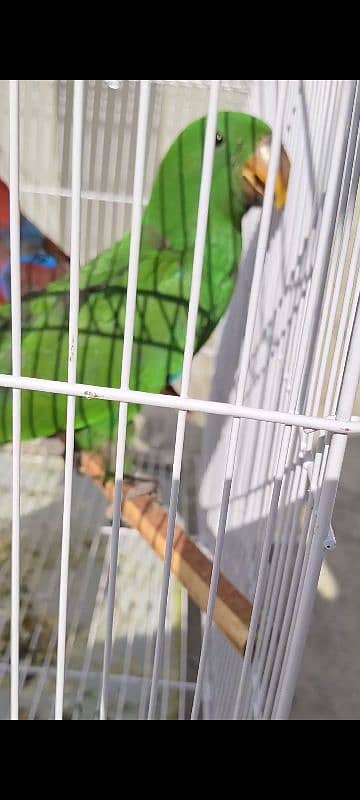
[0,111,270,460]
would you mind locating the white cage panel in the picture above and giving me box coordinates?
[200,80,360,719]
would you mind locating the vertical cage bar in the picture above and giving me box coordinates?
[147,79,221,720]
[101,80,151,721]
[9,80,21,722]
[55,79,84,721]
[191,80,289,720]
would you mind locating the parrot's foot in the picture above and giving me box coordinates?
[160,385,195,416]
[56,433,83,474]
[105,476,161,525]
[123,476,160,501]
[73,448,83,474]
[161,384,180,398]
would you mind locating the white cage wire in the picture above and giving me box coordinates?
[0,79,359,720]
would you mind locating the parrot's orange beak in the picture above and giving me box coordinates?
[242,136,290,210]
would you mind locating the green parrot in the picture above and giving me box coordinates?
[0,111,288,465]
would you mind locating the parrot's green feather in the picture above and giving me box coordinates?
[0,111,270,461]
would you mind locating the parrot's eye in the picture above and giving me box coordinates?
[216,132,225,147]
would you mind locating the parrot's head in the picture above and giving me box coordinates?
[147,111,290,250]
[211,111,290,221]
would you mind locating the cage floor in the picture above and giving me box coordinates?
[0,432,197,720]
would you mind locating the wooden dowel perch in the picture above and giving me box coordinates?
[80,452,252,655]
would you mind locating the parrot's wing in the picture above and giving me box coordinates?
[0,240,211,449]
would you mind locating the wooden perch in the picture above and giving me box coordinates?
[80,452,252,655]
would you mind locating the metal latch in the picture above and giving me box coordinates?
[324,525,337,552]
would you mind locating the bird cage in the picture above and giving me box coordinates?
[0,80,359,720]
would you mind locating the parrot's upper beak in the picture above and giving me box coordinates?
[241,136,290,210]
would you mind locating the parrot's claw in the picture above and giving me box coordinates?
[57,432,84,475]
[73,448,84,475]
[124,477,160,501]
[105,477,161,525]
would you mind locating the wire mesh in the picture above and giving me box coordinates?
[198,80,360,720]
